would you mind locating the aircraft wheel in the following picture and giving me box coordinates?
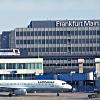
[9,93,12,97]
[57,93,59,96]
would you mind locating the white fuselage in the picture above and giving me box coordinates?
[0,80,72,92]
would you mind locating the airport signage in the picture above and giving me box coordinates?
[56,20,99,27]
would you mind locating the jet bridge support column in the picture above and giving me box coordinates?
[95,58,100,89]
[78,59,84,91]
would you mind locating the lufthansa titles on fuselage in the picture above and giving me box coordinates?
[38,81,54,84]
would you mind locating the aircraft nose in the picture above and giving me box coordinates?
[67,84,72,90]
[68,85,72,90]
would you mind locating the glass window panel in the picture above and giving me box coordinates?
[16,32,19,36]
[72,47,74,52]
[90,39,93,43]
[27,40,30,44]
[19,64,24,69]
[42,48,45,52]
[49,31,52,36]
[27,32,30,36]
[60,31,63,36]
[31,32,34,36]
[34,32,38,36]
[46,31,49,36]
[61,39,63,44]
[20,40,23,44]
[68,39,71,44]
[75,47,78,52]
[97,47,100,51]
[86,39,89,43]
[12,63,16,69]
[15,64,19,69]
[49,39,52,44]
[46,40,49,44]
[37,63,40,69]
[24,40,27,44]
[35,40,38,44]
[82,39,85,43]
[93,39,96,43]
[86,47,89,51]
[24,63,27,69]
[82,47,85,51]
[20,32,23,36]
[31,48,34,52]
[97,31,100,35]
[42,31,45,36]
[86,31,89,35]
[35,63,37,69]
[22,63,25,69]
[38,40,41,44]
[64,47,67,52]
[93,47,96,51]
[16,40,19,44]
[64,39,67,44]
[6,63,13,69]
[39,48,42,52]
[57,47,60,52]
[27,64,31,69]
[0,64,5,69]
[31,40,34,44]
[38,31,41,36]
[42,40,45,44]
[97,39,100,43]
[35,48,38,52]
[82,31,85,35]
[75,31,78,35]
[90,47,93,51]
[71,31,74,35]
[67,31,70,36]
[46,48,49,52]
[92,31,96,35]
[75,39,78,44]
[61,47,64,52]
[53,48,56,52]
[31,63,35,69]
[57,39,60,44]
[53,31,56,36]
[79,47,82,51]
[24,32,27,36]
[53,39,56,44]
[64,31,67,36]
[39,63,42,69]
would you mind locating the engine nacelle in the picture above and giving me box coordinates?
[14,89,27,96]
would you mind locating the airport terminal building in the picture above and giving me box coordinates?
[0,58,43,80]
[1,20,100,73]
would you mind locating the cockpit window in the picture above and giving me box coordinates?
[62,83,66,85]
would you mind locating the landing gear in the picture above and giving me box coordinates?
[57,92,59,96]
[9,93,12,97]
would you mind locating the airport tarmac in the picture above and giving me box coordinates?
[0,92,99,100]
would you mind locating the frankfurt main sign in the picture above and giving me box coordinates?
[56,20,99,27]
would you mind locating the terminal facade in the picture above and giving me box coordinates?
[0,58,43,80]
[1,20,100,73]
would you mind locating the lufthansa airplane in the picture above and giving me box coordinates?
[0,80,72,96]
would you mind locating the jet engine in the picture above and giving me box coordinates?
[14,89,27,96]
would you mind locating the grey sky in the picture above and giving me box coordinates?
[0,0,99,33]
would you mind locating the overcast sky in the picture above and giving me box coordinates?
[0,0,99,33]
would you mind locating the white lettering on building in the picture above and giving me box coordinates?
[56,20,99,27]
